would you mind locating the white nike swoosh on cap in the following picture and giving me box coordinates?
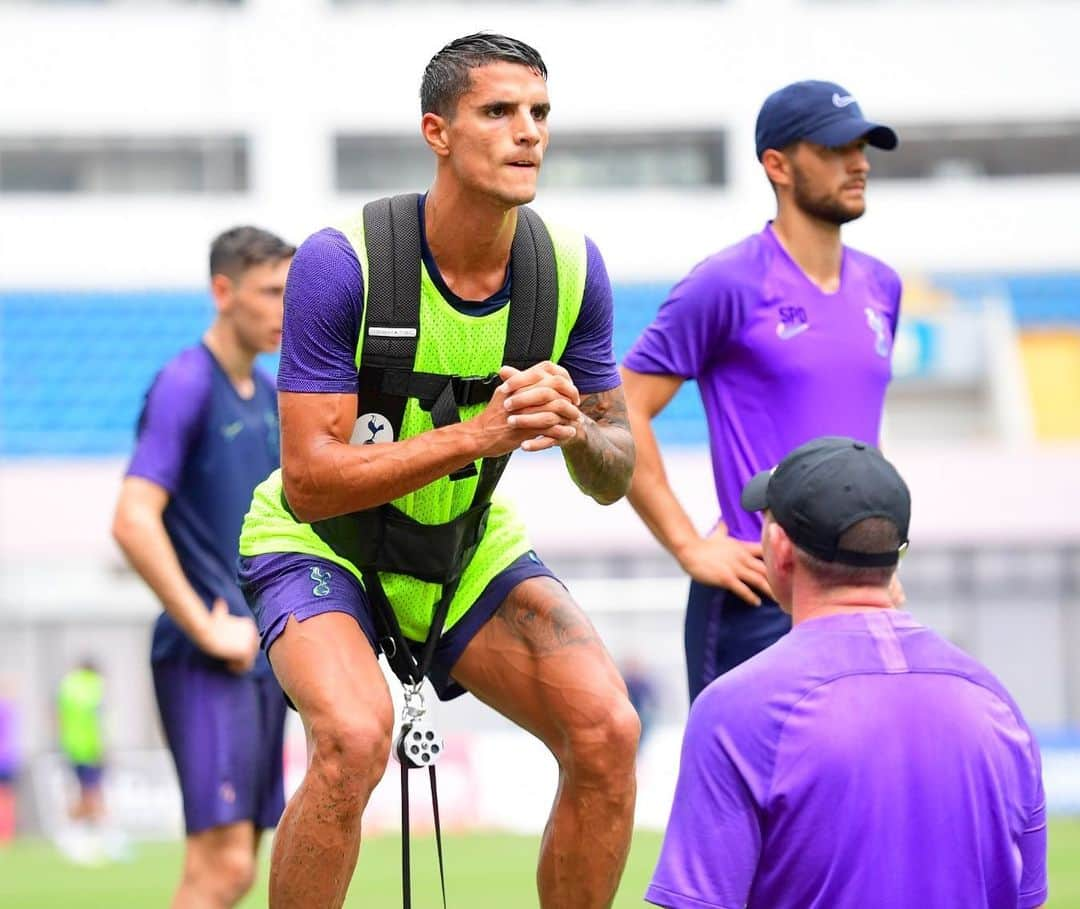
[832,93,857,108]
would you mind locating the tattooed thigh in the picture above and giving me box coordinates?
[495,577,600,655]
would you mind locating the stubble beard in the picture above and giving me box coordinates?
[792,167,866,226]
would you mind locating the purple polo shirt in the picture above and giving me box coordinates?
[278,213,619,396]
[647,609,1048,909]
[623,223,901,542]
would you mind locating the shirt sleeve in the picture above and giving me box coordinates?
[277,228,365,394]
[646,694,761,909]
[622,256,737,380]
[556,236,620,394]
[125,354,212,495]
[1018,763,1049,908]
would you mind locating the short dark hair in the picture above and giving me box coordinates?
[209,226,295,280]
[420,32,547,118]
[794,517,901,588]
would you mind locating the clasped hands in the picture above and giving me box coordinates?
[478,362,584,455]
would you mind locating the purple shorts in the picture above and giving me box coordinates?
[238,550,557,701]
[73,764,103,789]
[152,657,286,835]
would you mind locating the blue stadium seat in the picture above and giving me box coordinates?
[0,285,710,456]
[5,275,1076,457]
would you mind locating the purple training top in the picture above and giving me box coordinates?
[647,609,1048,909]
[278,208,620,396]
[623,223,901,542]
[127,344,279,674]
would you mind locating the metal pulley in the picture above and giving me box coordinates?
[394,684,444,769]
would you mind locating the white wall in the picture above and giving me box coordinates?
[1,0,1079,286]
[2,443,1079,574]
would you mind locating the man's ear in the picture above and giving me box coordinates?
[210,273,233,313]
[767,520,795,574]
[421,112,451,158]
[761,148,793,189]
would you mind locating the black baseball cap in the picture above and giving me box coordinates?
[755,80,898,161]
[741,436,910,567]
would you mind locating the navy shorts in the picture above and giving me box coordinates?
[238,550,557,701]
[73,764,103,789]
[152,657,286,836]
[684,580,792,702]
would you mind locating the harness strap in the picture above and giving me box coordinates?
[504,205,559,370]
[397,734,448,909]
[362,568,460,687]
[401,758,412,908]
[430,765,447,908]
[359,369,502,409]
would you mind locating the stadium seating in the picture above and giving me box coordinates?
[2,274,1078,456]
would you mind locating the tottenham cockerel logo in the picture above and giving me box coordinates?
[351,413,394,445]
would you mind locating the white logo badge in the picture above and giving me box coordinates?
[864,307,891,357]
[832,93,857,108]
[776,322,810,341]
[352,413,394,445]
[220,420,244,441]
[368,326,417,338]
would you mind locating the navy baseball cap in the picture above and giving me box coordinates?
[741,436,910,567]
[755,80,898,161]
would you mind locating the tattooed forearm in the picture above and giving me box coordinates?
[563,386,636,505]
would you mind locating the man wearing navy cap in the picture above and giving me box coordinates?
[647,436,1048,909]
[622,81,904,700]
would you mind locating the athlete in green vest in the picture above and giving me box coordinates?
[57,660,106,826]
[237,32,638,909]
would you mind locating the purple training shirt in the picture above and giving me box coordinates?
[647,609,1048,909]
[127,344,279,673]
[278,218,620,396]
[623,223,901,542]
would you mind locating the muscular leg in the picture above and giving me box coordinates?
[267,613,394,909]
[451,577,640,909]
[173,821,257,909]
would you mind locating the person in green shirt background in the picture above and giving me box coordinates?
[56,659,107,848]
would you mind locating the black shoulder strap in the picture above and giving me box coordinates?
[362,193,423,370]
[358,194,424,441]
[504,205,559,370]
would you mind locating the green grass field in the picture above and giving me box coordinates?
[1,819,1078,907]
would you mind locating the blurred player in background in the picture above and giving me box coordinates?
[647,437,1047,909]
[237,33,638,909]
[622,80,901,700]
[621,657,660,750]
[56,658,108,862]
[112,227,294,908]
[0,674,19,845]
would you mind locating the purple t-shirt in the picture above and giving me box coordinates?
[278,220,620,395]
[647,610,1048,909]
[623,223,901,541]
[127,344,279,672]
